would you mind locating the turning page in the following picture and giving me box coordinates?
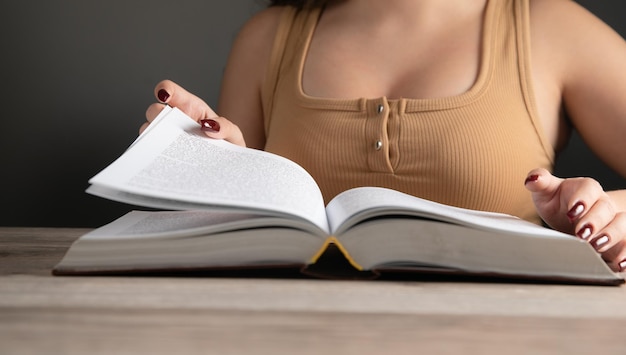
[87,107,330,233]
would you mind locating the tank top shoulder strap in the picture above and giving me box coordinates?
[261,6,321,135]
[512,0,555,162]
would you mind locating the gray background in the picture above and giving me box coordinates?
[1,1,624,227]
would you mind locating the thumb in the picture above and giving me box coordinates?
[154,79,218,121]
[524,168,563,200]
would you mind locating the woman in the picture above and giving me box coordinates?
[144,0,626,271]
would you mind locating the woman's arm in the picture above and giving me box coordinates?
[528,0,626,271]
[217,6,284,149]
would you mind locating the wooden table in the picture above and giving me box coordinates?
[2,227,626,354]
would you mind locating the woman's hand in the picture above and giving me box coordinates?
[143,80,246,147]
[525,168,626,272]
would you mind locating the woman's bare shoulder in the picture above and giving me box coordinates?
[528,0,623,53]
[528,0,626,100]
[223,6,287,90]
[232,6,286,54]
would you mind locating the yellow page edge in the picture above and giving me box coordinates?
[308,236,364,271]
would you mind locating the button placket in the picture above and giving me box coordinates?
[375,104,385,150]
[366,99,393,172]
[387,99,403,169]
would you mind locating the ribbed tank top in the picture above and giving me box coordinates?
[261,0,554,224]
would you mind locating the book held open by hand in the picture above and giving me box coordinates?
[53,106,624,285]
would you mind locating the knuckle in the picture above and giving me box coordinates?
[583,177,603,192]
[596,197,616,214]
[614,211,626,227]
[597,213,626,244]
[569,177,601,191]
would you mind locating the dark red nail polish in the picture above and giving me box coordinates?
[157,89,169,102]
[618,259,626,272]
[524,174,539,184]
[200,119,220,133]
[567,202,585,221]
[591,235,610,250]
[576,224,593,239]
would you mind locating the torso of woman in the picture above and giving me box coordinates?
[259,0,563,224]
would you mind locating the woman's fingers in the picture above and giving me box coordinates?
[199,117,246,147]
[525,168,626,272]
[143,80,246,146]
[153,79,218,120]
[573,197,616,240]
[588,212,626,272]
[525,168,608,231]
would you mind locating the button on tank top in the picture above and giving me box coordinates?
[261,0,554,224]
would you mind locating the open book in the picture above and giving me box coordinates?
[53,107,624,285]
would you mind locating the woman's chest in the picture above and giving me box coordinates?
[301,13,483,101]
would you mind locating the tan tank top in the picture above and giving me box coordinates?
[261,0,554,224]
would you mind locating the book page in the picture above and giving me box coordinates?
[88,107,329,233]
[326,187,571,239]
[83,210,272,239]
[81,210,328,240]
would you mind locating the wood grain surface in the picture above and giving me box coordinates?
[2,227,626,354]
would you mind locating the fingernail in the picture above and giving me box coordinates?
[524,174,539,184]
[619,259,626,272]
[200,119,220,133]
[591,235,610,250]
[576,224,593,240]
[567,202,585,221]
[157,89,170,102]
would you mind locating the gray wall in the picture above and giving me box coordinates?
[1,1,625,227]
